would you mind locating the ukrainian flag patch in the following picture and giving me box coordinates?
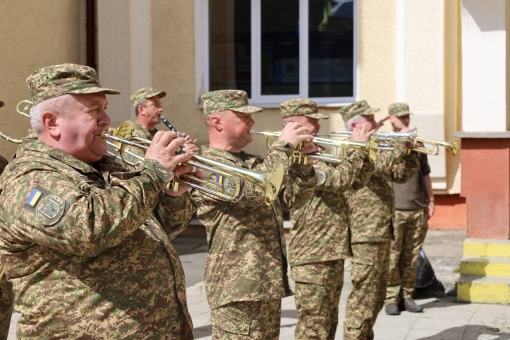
[216,174,223,184]
[26,188,43,207]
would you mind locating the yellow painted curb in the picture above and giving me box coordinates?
[464,241,510,257]
[458,281,510,304]
[460,259,510,277]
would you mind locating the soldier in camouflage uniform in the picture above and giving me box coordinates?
[384,103,435,315]
[0,100,14,340]
[192,90,317,339]
[340,101,420,340]
[279,99,373,340]
[119,87,197,170]
[0,64,198,339]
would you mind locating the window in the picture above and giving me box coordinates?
[196,0,357,106]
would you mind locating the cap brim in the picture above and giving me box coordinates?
[0,101,4,108]
[360,107,380,115]
[71,87,121,95]
[231,105,263,114]
[304,112,329,120]
[392,110,412,116]
[147,91,166,99]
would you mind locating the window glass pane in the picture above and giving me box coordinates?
[261,0,300,95]
[209,0,251,96]
[309,0,354,97]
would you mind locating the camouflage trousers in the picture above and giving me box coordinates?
[211,299,281,339]
[0,275,14,340]
[386,209,428,304]
[292,259,344,340]
[344,242,390,340]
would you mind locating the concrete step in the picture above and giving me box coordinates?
[460,256,510,277]
[463,238,510,257]
[458,275,510,304]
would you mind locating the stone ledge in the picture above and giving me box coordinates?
[455,131,510,138]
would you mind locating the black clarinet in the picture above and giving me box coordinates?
[160,115,185,152]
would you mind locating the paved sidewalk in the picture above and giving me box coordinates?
[8,231,510,339]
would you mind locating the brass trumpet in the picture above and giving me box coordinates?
[0,132,22,144]
[102,131,284,205]
[329,129,460,156]
[250,130,379,163]
[16,100,33,118]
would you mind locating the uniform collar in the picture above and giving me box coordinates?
[20,138,112,175]
[200,145,247,164]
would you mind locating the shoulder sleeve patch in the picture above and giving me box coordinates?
[24,185,69,226]
[316,170,327,185]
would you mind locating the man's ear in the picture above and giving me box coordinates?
[137,104,145,116]
[210,114,223,131]
[41,111,60,138]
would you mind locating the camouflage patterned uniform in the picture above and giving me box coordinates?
[192,91,317,339]
[0,134,13,340]
[278,99,370,340]
[0,64,196,339]
[385,103,431,306]
[340,101,420,340]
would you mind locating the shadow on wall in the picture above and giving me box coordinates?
[417,325,508,340]
[428,194,466,230]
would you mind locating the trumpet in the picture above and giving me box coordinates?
[16,100,33,118]
[0,132,22,144]
[250,130,379,163]
[102,131,285,206]
[329,129,460,156]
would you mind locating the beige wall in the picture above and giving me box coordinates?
[0,1,85,160]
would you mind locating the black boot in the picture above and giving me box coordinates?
[385,303,401,315]
[404,298,424,313]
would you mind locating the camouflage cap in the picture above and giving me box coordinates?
[26,64,120,105]
[0,101,3,108]
[280,99,328,119]
[130,87,166,107]
[338,100,380,122]
[201,90,262,116]
[388,102,413,116]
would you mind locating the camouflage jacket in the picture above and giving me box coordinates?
[289,150,368,268]
[121,120,157,171]
[0,139,196,339]
[191,142,316,310]
[344,142,420,244]
[0,155,8,280]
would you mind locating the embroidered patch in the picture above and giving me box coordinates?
[26,189,43,207]
[316,170,327,185]
[37,195,67,226]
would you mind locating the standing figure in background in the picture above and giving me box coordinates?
[341,101,420,340]
[281,99,373,340]
[384,103,435,315]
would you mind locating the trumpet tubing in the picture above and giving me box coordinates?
[102,131,284,205]
[250,130,378,163]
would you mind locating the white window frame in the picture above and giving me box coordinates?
[195,0,358,107]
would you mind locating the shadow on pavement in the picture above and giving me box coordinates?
[173,236,208,256]
[417,325,509,340]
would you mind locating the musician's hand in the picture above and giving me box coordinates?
[300,142,321,164]
[375,116,390,130]
[180,132,199,154]
[163,164,204,196]
[400,127,412,133]
[145,131,192,171]
[279,122,314,148]
[349,125,374,142]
